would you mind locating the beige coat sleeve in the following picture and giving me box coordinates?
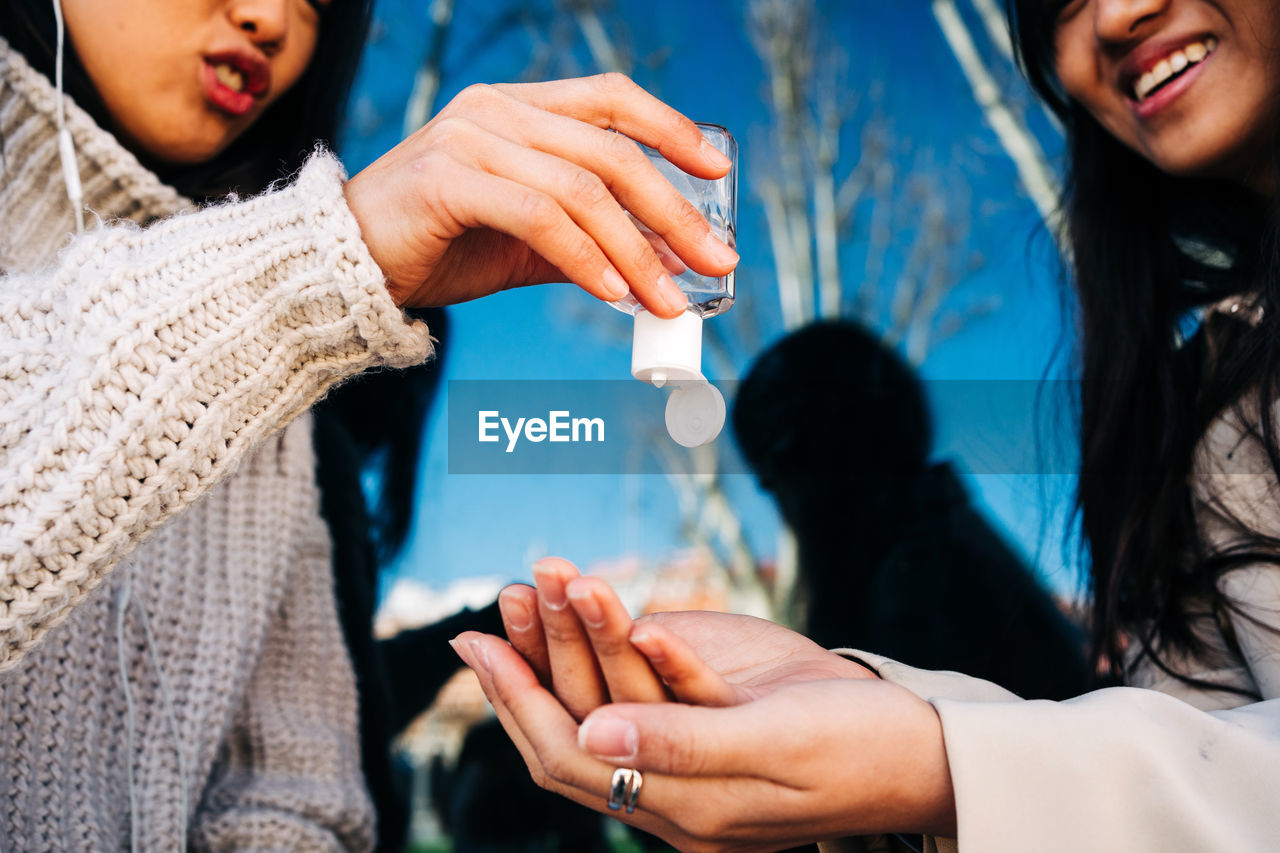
[834,651,1280,852]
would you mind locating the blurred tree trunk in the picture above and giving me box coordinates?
[403,0,456,135]
[749,0,991,361]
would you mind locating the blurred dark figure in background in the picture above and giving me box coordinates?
[313,306,504,852]
[732,320,1092,701]
[432,719,612,853]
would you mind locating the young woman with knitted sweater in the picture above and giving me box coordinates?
[452,0,1280,850]
[0,0,737,849]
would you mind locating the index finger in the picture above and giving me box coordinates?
[565,577,669,704]
[532,557,609,720]
[627,620,738,706]
[492,73,731,180]
[499,583,551,683]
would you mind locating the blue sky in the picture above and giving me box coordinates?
[340,0,1085,600]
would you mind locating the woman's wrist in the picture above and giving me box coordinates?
[906,698,958,838]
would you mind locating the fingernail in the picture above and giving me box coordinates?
[450,636,478,670]
[468,638,491,673]
[499,591,533,632]
[533,564,568,610]
[579,713,638,761]
[704,231,739,266]
[567,585,605,628]
[602,267,629,300]
[629,629,665,663]
[659,274,688,314]
[700,137,732,171]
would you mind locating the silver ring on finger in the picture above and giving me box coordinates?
[607,767,643,814]
[625,768,643,814]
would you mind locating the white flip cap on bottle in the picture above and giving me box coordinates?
[631,310,727,447]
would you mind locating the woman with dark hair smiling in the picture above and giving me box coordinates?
[452,1,1280,850]
[0,0,735,849]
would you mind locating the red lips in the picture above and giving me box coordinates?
[200,50,270,117]
[1118,33,1214,102]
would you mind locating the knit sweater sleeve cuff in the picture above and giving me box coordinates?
[285,149,432,369]
[0,149,430,670]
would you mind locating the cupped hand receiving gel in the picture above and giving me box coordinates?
[497,557,877,718]
[450,557,958,851]
[344,74,738,315]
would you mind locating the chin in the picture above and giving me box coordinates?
[1149,118,1276,185]
[1148,154,1218,179]
[152,139,235,167]
[124,121,244,168]
[1150,150,1266,187]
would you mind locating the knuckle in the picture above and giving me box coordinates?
[668,110,702,144]
[538,752,574,786]
[595,71,638,96]
[562,236,602,275]
[407,148,451,179]
[564,700,593,724]
[424,116,477,150]
[456,82,500,107]
[542,615,582,644]
[603,133,646,175]
[666,730,709,777]
[588,631,630,659]
[567,168,612,209]
[526,764,552,791]
[629,239,662,274]
[670,197,707,232]
[684,814,727,846]
[519,191,560,228]
[408,150,455,207]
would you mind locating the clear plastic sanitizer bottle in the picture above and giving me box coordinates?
[612,123,736,448]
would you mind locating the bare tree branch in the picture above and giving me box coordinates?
[403,0,457,136]
[564,0,631,74]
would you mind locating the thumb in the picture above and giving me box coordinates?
[577,702,787,777]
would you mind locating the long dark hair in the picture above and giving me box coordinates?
[1007,0,1280,691]
[1,0,374,199]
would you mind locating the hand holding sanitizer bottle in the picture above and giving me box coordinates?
[612,123,737,447]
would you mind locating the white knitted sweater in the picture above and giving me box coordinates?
[0,39,432,851]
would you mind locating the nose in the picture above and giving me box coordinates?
[228,0,289,52]
[1093,0,1170,43]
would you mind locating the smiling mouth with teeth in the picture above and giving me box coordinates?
[214,63,246,93]
[1133,37,1218,102]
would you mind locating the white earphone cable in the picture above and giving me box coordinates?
[51,0,84,236]
[115,568,140,853]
